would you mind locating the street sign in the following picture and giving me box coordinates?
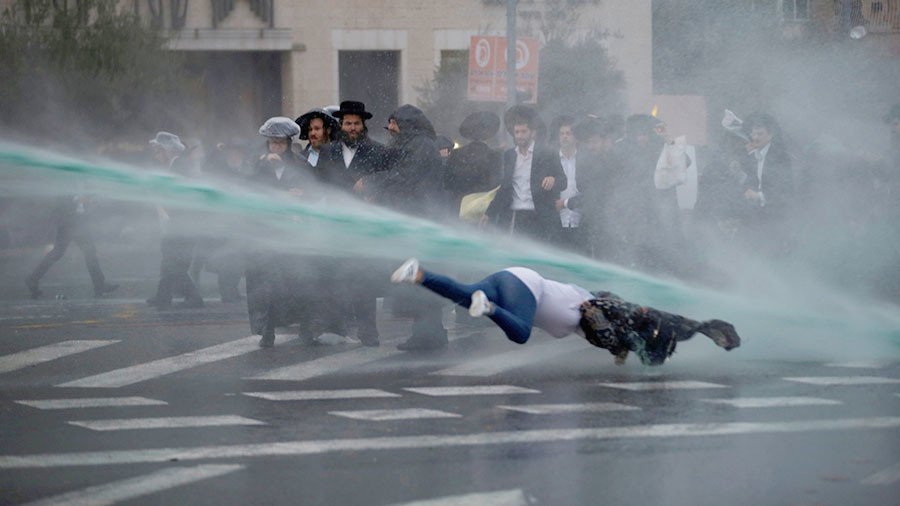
[467,35,539,104]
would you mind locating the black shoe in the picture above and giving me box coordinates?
[94,284,119,298]
[259,333,276,348]
[358,334,380,347]
[396,335,447,351]
[176,298,204,309]
[25,278,42,299]
[146,297,172,310]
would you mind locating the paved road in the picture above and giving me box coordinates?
[0,298,898,505]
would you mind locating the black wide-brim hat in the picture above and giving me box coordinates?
[459,111,500,141]
[296,108,340,141]
[574,117,614,142]
[503,105,539,135]
[333,100,373,120]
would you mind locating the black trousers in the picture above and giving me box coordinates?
[154,236,202,304]
[29,218,106,292]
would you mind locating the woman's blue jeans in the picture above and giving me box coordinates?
[420,270,536,344]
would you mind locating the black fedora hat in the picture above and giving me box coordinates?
[333,100,373,120]
[459,111,500,141]
[573,117,615,142]
[503,105,539,135]
[296,108,339,141]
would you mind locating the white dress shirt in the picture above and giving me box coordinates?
[307,147,320,167]
[511,141,535,211]
[341,143,357,168]
[753,143,770,207]
[558,149,580,227]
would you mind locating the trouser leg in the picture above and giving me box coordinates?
[73,228,105,291]
[29,222,72,283]
[421,270,536,344]
[156,237,200,304]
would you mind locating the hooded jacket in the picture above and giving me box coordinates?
[366,105,446,216]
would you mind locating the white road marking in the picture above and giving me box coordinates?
[57,335,296,388]
[15,397,167,410]
[246,331,468,381]
[22,464,243,506]
[246,346,401,381]
[825,360,893,369]
[244,389,401,401]
[699,397,842,408]
[597,381,728,391]
[2,417,898,469]
[0,340,118,375]
[861,461,900,485]
[432,338,585,377]
[389,489,529,506]
[783,376,900,386]
[405,385,540,396]
[68,415,266,431]
[497,402,640,415]
[329,408,461,421]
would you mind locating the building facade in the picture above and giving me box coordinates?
[126,0,654,136]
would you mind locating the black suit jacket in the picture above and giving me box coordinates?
[318,138,387,190]
[486,144,566,238]
[741,143,793,223]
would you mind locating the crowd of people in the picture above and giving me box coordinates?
[20,99,900,355]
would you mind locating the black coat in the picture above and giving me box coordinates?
[739,143,794,224]
[244,149,341,337]
[443,140,501,212]
[250,150,317,190]
[565,150,621,249]
[318,137,387,191]
[365,105,446,217]
[486,143,566,238]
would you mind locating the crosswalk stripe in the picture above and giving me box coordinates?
[246,330,475,382]
[404,385,540,396]
[244,389,401,401]
[246,331,473,382]
[825,360,893,369]
[598,381,728,391]
[2,417,898,469]
[21,464,244,506]
[329,409,461,421]
[57,335,296,388]
[861,461,900,485]
[783,376,900,386]
[246,346,403,381]
[0,340,118,375]
[432,338,584,377]
[497,402,640,415]
[699,397,842,408]
[15,397,167,410]
[67,415,266,431]
[388,489,529,506]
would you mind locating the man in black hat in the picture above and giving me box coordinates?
[296,108,339,171]
[315,101,388,347]
[559,117,622,259]
[484,105,565,242]
[444,111,502,216]
[319,101,387,189]
[358,104,450,350]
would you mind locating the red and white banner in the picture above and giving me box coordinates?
[467,35,539,103]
